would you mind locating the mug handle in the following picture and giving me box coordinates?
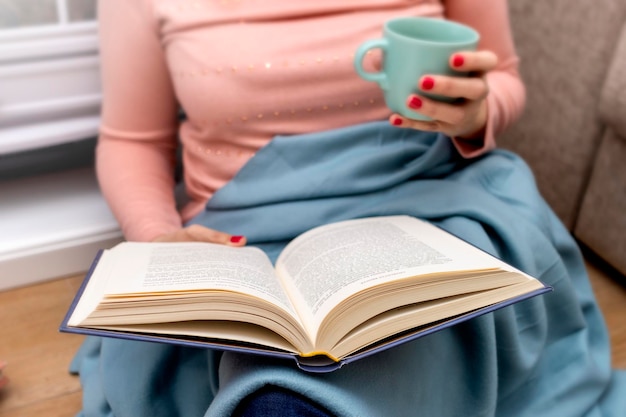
[353,39,389,90]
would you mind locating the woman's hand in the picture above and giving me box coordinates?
[389,50,498,139]
[152,224,247,246]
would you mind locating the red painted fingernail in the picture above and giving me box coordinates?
[391,116,403,126]
[408,96,423,109]
[421,76,435,90]
[452,55,464,68]
[229,235,244,243]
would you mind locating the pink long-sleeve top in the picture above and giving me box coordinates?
[96,0,525,242]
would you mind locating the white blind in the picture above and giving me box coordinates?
[0,0,101,155]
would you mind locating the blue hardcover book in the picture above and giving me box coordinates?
[60,216,552,373]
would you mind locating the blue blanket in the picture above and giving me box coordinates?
[71,122,626,416]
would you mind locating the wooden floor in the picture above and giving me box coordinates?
[0,257,625,417]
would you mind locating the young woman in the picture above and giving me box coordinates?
[70,1,626,415]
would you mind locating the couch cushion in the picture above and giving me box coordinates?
[599,23,626,139]
[500,0,626,229]
[575,129,626,275]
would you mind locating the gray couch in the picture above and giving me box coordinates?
[500,0,626,275]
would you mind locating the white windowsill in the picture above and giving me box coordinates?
[0,167,123,291]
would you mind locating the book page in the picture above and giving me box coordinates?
[68,249,118,326]
[91,321,299,354]
[275,216,528,325]
[93,242,296,317]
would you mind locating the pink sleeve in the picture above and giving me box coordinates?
[96,0,182,242]
[444,0,526,158]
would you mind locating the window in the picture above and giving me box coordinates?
[0,0,101,155]
[0,1,122,291]
[0,0,96,29]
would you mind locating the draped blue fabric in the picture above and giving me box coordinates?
[71,122,626,417]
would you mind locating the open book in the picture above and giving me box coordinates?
[61,215,550,372]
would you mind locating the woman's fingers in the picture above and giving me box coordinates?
[391,94,487,138]
[185,225,246,245]
[418,74,489,101]
[388,49,497,137]
[153,225,247,246]
[390,113,440,133]
[413,50,496,100]
[403,94,467,126]
[449,50,498,73]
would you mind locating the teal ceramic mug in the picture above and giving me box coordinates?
[354,17,480,121]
